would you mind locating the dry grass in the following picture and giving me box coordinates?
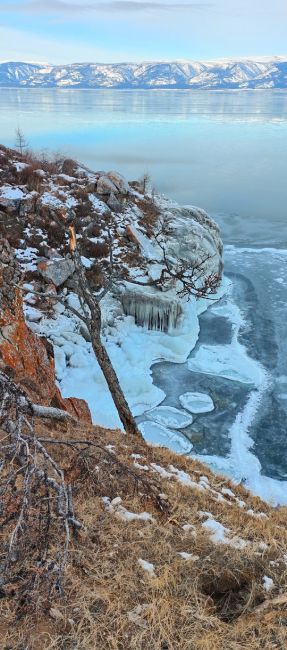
[1,422,287,650]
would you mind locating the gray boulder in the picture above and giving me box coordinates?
[107,171,130,194]
[96,175,118,195]
[107,192,122,212]
[38,256,75,288]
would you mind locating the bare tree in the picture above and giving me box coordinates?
[67,225,142,438]
[124,216,220,299]
[15,127,28,156]
[140,171,151,195]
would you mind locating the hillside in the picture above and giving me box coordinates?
[1,407,287,649]
[0,57,287,89]
[1,145,287,649]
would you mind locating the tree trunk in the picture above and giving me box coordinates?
[70,240,142,437]
[90,328,141,437]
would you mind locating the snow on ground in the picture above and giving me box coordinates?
[88,193,108,214]
[138,559,156,577]
[15,247,39,271]
[102,497,154,523]
[200,514,248,549]
[177,552,199,561]
[0,185,24,200]
[262,576,274,592]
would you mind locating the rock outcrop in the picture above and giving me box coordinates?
[0,239,91,422]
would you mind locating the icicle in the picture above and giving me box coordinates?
[121,289,182,332]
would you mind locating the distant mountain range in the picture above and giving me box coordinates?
[0,58,287,89]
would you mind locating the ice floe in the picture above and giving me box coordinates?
[145,405,193,429]
[188,342,262,386]
[179,392,214,414]
[139,421,192,454]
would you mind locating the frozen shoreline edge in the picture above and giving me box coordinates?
[29,254,287,507]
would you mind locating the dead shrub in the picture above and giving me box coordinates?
[83,239,109,259]
[18,163,44,192]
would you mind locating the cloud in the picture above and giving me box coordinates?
[2,0,213,14]
[0,24,123,63]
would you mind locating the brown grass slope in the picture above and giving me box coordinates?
[1,419,287,650]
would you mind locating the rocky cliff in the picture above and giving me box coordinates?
[0,144,223,430]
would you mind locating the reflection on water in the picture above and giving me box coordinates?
[1,88,287,245]
[2,88,287,124]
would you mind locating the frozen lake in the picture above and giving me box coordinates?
[1,88,287,500]
[0,88,287,245]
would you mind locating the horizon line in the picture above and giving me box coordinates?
[1,55,287,66]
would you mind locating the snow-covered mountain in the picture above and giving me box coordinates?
[0,58,287,89]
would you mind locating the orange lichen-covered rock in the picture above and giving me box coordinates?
[54,394,92,424]
[0,239,91,422]
[0,305,57,405]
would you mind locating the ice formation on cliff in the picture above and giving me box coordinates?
[121,287,182,332]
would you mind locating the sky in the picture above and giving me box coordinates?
[0,0,286,64]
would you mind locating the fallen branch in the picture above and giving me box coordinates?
[31,403,76,421]
[0,371,82,594]
[252,593,287,615]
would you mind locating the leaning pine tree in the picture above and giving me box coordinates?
[67,225,141,437]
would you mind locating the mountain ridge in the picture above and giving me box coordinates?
[1,58,287,89]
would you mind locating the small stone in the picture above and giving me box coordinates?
[49,607,64,621]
